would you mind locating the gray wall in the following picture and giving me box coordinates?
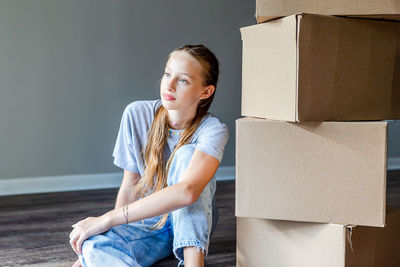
[0,0,255,180]
[0,1,399,181]
[388,121,400,158]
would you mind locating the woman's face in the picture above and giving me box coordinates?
[160,51,208,112]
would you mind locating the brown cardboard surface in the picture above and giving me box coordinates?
[256,0,400,23]
[237,217,347,267]
[237,209,400,267]
[344,225,376,266]
[240,13,400,122]
[235,118,387,227]
[371,207,400,266]
[241,16,297,122]
[344,208,400,266]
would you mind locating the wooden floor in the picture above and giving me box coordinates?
[1,170,399,267]
[0,180,235,267]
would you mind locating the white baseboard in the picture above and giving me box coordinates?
[0,166,236,196]
[388,157,400,171]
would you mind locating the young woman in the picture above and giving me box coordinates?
[69,44,229,267]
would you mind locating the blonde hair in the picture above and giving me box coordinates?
[132,44,219,229]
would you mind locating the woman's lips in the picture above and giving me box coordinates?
[163,93,176,100]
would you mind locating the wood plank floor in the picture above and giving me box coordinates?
[1,170,399,267]
[0,180,235,267]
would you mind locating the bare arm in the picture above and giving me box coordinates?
[106,149,220,226]
[114,170,140,209]
[70,149,220,255]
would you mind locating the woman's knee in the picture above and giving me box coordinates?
[80,234,135,267]
[80,235,103,257]
[80,231,122,257]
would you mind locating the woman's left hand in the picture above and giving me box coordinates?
[69,214,111,255]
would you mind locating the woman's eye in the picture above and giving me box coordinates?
[164,72,170,77]
[179,79,189,84]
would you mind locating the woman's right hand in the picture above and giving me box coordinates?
[72,259,82,267]
[70,215,112,255]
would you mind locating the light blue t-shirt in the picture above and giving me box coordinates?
[112,99,229,176]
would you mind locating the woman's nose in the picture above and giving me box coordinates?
[166,79,176,92]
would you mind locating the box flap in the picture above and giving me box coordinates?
[240,15,297,121]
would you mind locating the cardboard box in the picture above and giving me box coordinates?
[236,118,388,227]
[237,207,400,267]
[240,13,400,122]
[256,0,400,23]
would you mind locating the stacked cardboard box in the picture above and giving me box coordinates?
[255,0,400,23]
[236,1,400,266]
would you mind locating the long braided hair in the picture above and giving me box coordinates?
[132,44,219,229]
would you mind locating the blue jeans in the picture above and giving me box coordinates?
[78,144,218,267]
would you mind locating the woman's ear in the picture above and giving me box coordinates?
[200,85,215,100]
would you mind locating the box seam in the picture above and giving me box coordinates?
[295,14,302,122]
